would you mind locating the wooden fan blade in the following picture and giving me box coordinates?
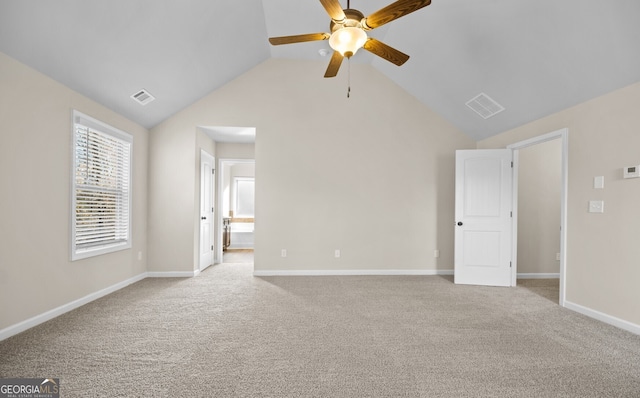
[324,51,344,78]
[269,33,330,45]
[363,38,409,66]
[362,0,431,30]
[319,0,346,23]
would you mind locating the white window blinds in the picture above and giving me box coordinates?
[235,178,255,217]
[71,111,132,260]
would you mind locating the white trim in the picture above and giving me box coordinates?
[0,273,146,342]
[507,129,564,148]
[4,267,637,343]
[70,110,133,261]
[0,269,206,341]
[146,271,199,278]
[253,269,454,277]
[200,263,213,272]
[510,148,519,287]
[507,128,568,307]
[564,300,640,336]
[517,273,560,279]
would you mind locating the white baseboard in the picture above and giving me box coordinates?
[517,273,560,279]
[564,300,640,335]
[1,270,201,341]
[253,269,454,277]
[5,269,636,342]
[146,271,198,278]
[0,273,147,342]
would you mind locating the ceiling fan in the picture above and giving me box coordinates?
[268,0,431,78]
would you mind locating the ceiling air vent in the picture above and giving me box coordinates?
[130,89,155,105]
[465,93,504,119]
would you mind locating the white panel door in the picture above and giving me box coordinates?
[200,151,215,271]
[454,149,513,286]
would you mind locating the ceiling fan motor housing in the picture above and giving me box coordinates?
[330,9,365,32]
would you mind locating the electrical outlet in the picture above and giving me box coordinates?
[334,249,341,258]
[281,249,287,258]
[434,249,440,258]
[556,253,560,261]
[588,200,604,213]
[138,251,142,261]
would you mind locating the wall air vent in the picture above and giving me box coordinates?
[465,93,505,119]
[130,89,155,105]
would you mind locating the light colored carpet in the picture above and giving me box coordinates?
[516,278,560,303]
[223,249,254,264]
[1,263,639,397]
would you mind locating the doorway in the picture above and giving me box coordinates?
[453,129,568,305]
[217,158,255,264]
[509,128,568,306]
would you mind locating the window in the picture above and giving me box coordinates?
[71,110,132,260]
[234,177,255,218]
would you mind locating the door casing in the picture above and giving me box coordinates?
[454,128,568,306]
[508,128,568,306]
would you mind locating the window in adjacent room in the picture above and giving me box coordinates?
[71,110,132,260]
[234,177,255,218]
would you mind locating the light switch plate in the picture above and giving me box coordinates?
[594,176,604,189]
[589,200,604,213]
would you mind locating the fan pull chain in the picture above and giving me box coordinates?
[347,58,351,98]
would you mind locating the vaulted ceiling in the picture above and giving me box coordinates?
[1,0,639,141]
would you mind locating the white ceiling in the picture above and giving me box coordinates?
[1,0,639,141]
[200,126,256,144]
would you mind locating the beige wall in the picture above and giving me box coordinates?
[0,52,148,330]
[148,58,476,274]
[479,82,640,326]
[147,117,196,272]
[517,139,561,274]
[216,142,255,160]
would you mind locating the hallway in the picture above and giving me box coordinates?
[222,249,253,264]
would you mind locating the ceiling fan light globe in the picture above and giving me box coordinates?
[329,27,367,57]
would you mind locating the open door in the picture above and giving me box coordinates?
[454,149,513,286]
[199,150,215,271]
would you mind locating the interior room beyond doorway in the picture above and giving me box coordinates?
[220,159,255,264]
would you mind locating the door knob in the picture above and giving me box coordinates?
[457,221,463,226]
[201,216,207,220]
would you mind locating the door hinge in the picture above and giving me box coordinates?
[212,169,215,174]
[510,261,512,268]
[212,207,214,212]
[511,161,513,168]
[211,245,214,250]
[510,211,513,217]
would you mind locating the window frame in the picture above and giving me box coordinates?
[70,110,133,261]
[234,177,255,218]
